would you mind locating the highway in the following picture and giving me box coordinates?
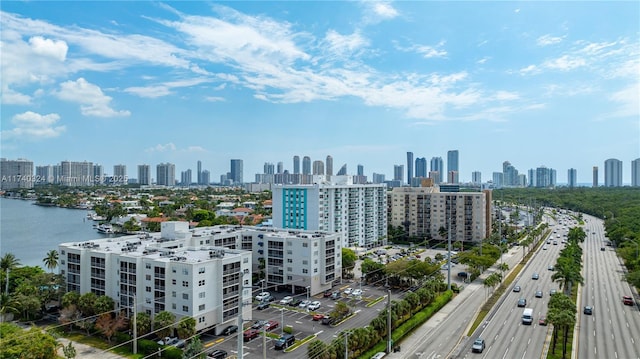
[578,214,640,359]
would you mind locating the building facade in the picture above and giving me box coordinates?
[156,163,176,186]
[406,152,414,185]
[632,158,640,187]
[447,150,459,183]
[604,158,623,187]
[230,159,243,184]
[0,158,34,190]
[567,168,577,188]
[138,165,151,186]
[592,166,599,187]
[388,186,490,243]
[272,176,388,248]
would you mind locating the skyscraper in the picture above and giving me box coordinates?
[293,156,300,174]
[336,164,347,176]
[0,158,34,190]
[406,152,414,185]
[632,158,640,187]
[113,164,127,184]
[138,164,151,185]
[326,155,333,176]
[415,157,427,178]
[197,160,202,185]
[567,168,577,188]
[302,156,311,175]
[472,171,482,185]
[201,170,210,185]
[604,158,622,187]
[447,150,459,183]
[181,169,192,185]
[93,164,104,185]
[60,161,94,187]
[264,162,275,174]
[277,162,284,174]
[430,157,443,184]
[230,159,243,184]
[312,160,325,175]
[156,163,176,186]
[394,165,404,182]
[592,166,598,187]
[357,164,364,176]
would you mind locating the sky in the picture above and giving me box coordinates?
[1,1,639,185]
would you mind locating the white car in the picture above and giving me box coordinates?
[298,300,311,308]
[279,296,293,305]
[255,291,270,301]
[343,288,352,295]
[351,289,363,297]
[307,301,321,311]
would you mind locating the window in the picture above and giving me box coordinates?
[182,281,189,287]
[198,317,205,323]
[182,306,189,312]
[303,243,308,247]
[182,269,189,275]
[199,292,205,298]
[199,304,205,311]
[172,291,176,297]
[287,258,292,263]
[172,303,176,309]
[303,269,308,274]
[172,268,177,273]
[199,267,205,274]
[243,257,249,263]
[145,274,151,281]
[302,260,308,265]
[145,286,151,292]
[145,263,151,269]
[172,279,177,285]
[314,268,318,273]
[287,267,292,272]
[199,280,205,286]
[183,293,189,300]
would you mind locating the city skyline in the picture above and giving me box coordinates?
[1,2,638,184]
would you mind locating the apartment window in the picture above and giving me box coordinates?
[145,286,151,292]
[199,304,205,311]
[183,293,189,300]
[145,274,151,281]
[287,250,292,255]
[172,303,176,309]
[198,317,205,323]
[182,306,188,312]
[182,269,189,275]
[199,267,205,274]
[172,267,177,273]
[302,269,308,274]
[302,260,308,265]
[182,281,189,287]
[287,267,292,272]
[172,279,177,285]
[172,291,176,298]
[314,268,318,273]
[314,242,318,247]
[303,243,308,247]
[287,276,292,280]
[145,263,151,269]
[287,258,292,263]
[199,292,205,299]
[198,280,205,286]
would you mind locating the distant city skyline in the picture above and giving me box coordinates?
[1,2,638,184]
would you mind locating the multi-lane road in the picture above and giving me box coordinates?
[578,214,640,359]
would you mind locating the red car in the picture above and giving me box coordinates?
[312,313,325,321]
[264,320,279,331]
[623,295,634,306]
[243,329,259,341]
[539,316,547,326]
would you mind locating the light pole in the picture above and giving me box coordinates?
[306,286,310,311]
[280,307,284,335]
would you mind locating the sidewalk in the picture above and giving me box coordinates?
[56,338,127,359]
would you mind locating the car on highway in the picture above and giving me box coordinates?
[518,298,527,307]
[543,245,548,250]
[539,316,547,326]
[550,289,557,295]
[548,265,555,271]
[279,296,293,305]
[255,292,270,301]
[532,273,540,280]
[471,338,486,353]
[583,306,593,315]
[513,285,521,292]
[535,290,543,298]
[600,247,605,251]
[623,295,634,305]
[308,301,321,311]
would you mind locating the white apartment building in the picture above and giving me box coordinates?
[58,222,341,333]
[271,175,388,249]
[388,186,491,243]
[0,158,34,190]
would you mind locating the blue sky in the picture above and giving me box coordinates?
[1,1,639,184]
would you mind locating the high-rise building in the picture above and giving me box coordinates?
[389,186,490,242]
[632,158,640,187]
[430,157,443,184]
[138,164,151,185]
[415,157,427,178]
[302,156,311,175]
[312,160,325,175]
[181,169,192,185]
[447,171,459,184]
[230,159,243,184]
[372,173,386,184]
[336,164,347,176]
[533,166,555,188]
[447,150,459,183]
[272,176,387,248]
[567,168,577,188]
[592,166,599,187]
[393,165,404,182]
[326,155,333,176]
[264,162,275,174]
[472,171,482,185]
[197,160,202,185]
[35,165,53,185]
[406,152,414,185]
[493,172,504,188]
[156,163,176,186]
[113,164,127,185]
[277,162,283,174]
[93,164,104,185]
[201,170,210,185]
[604,158,622,187]
[357,164,364,176]
[293,156,300,174]
[60,161,94,187]
[0,158,34,190]
[502,161,519,187]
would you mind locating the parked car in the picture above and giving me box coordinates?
[517,298,527,307]
[264,320,279,331]
[255,292,270,301]
[243,329,260,341]
[274,334,295,350]
[457,272,469,279]
[331,291,340,300]
[343,288,353,295]
[583,306,593,315]
[471,338,485,353]
[323,289,333,297]
[532,273,539,280]
[220,325,238,336]
[208,349,228,359]
[312,313,325,321]
[157,337,178,346]
[351,289,363,297]
[549,289,557,295]
[262,295,275,303]
[279,296,293,305]
[252,320,267,329]
[290,298,302,307]
[623,295,634,305]
[308,301,321,311]
[256,301,270,310]
[172,339,186,349]
[321,316,333,325]
[548,265,555,271]
[299,300,311,308]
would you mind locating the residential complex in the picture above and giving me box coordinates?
[605,158,623,187]
[0,158,34,190]
[388,185,491,243]
[58,222,341,333]
[272,176,388,249]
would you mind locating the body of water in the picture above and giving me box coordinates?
[0,198,113,268]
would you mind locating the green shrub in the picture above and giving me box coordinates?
[113,331,131,344]
[137,339,160,355]
[283,325,293,334]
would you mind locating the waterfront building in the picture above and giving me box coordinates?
[272,176,387,248]
[181,169,192,186]
[336,164,347,176]
[0,158,34,190]
[407,152,414,185]
[293,156,300,175]
[372,173,385,184]
[201,170,210,185]
[138,165,151,186]
[604,158,623,187]
[58,222,341,333]
[430,157,443,184]
[93,164,104,185]
[568,168,577,188]
[532,166,555,188]
[230,159,243,184]
[388,186,490,243]
[156,163,176,186]
[35,165,53,185]
[632,158,640,187]
[60,161,94,187]
[447,150,459,183]
[502,161,520,187]
[302,156,311,175]
[492,172,504,188]
[113,164,127,185]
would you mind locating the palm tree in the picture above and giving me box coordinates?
[0,253,20,271]
[43,250,59,273]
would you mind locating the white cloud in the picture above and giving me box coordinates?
[185,146,206,153]
[536,34,563,46]
[1,88,32,105]
[124,86,172,98]
[543,55,586,71]
[204,96,225,102]
[28,36,68,61]
[608,83,639,118]
[371,2,398,19]
[323,30,369,58]
[2,111,66,140]
[55,78,131,117]
[145,143,177,153]
[395,41,447,59]
[493,91,520,101]
[361,1,399,24]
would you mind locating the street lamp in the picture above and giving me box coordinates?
[306,286,310,311]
